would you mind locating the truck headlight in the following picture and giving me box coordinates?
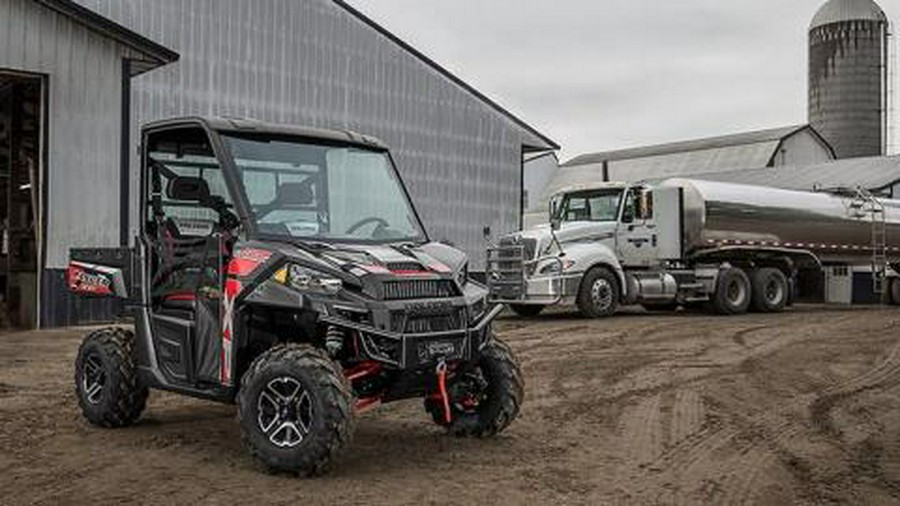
[273,264,342,295]
[539,259,575,275]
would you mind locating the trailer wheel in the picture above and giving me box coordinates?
[237,344,355,476]
[751,268,789,313]
[74,327,148,428]
[711,267,751,315]
[890,278,900,306]
[509,305,544,317]
[577,267,619,318]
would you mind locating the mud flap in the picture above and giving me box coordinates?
[194,297,222,383]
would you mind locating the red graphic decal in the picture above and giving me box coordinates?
[220,278,243,385]
[227,248,272,277]
[66,264,113,296]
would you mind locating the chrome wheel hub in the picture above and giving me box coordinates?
[591,279,613,311]
[257,377,313,449]
[726,279,747,306]
[765,279,784,305]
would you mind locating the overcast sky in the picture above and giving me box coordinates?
[345,0,899,160]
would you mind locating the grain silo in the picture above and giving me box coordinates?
[809,0,889,159]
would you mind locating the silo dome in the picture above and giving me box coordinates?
[811,0,887,29]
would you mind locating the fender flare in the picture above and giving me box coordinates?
[560,242,628,300]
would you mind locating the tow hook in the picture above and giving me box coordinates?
[436,359,452,424]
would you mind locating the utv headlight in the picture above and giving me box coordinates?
[456,262,469,286]
[274,264,342,295]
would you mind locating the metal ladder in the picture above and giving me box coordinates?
[851,188,888,295]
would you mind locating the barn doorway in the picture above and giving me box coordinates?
[0,72,42,329]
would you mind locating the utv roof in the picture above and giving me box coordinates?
[143,116,389,150]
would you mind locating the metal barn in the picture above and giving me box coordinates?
[1,0,556,328]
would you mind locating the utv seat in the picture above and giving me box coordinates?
[161,292,197,312]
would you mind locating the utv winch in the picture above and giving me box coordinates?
[69,117,523,475]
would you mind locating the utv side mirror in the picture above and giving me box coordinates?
[167,176,211,203]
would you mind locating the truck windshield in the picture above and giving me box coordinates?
[222,134,426,243]
[555,190,623,223]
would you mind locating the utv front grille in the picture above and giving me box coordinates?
[382,279,456,300]
[391,309,466,334]
[386,262,425,273]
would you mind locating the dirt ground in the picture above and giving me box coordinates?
[3,306,900,505]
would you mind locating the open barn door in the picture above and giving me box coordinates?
[0,72,42,329]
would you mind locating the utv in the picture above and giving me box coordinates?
[69,117,523,475]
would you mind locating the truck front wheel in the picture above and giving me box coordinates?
[577,267,620,318]
[711,267,752,315]
[74,328,148,428]
[751,268,789,313]
[238,344,355,476]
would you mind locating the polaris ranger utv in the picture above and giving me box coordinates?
[69,117,523,475]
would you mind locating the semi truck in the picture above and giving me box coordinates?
[487,178,900,317]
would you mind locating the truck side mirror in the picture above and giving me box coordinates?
[550,216,562,231]
[482,226,492,241]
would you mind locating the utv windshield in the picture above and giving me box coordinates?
[222,135,426,243]
[554,190,623,223]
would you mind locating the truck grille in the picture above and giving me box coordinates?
[500,237,537,261]
[383,280,456,300]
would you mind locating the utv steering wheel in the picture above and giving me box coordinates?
[345,217,389,236]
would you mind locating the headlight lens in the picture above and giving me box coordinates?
[539,259,575,275]
[457,262,469,286]
[273,264,342,295]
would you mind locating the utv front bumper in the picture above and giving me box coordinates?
[319,303,503,370]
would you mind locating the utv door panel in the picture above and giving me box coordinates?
[151,314,195,383]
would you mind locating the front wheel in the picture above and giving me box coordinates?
[237,344,355,476]
[425,336,524,438]
[577,267,620,318]
[509,304,544,317]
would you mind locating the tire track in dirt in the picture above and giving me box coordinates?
[810,336,900,435]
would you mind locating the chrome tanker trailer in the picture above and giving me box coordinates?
[487,178,900,317]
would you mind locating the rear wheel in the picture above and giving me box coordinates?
[238,344,355,476]
[751,268,789,313]
[509,304,544,317]
[890,278,900,306]
[711,267,751,315]
[577,267,620,318]
[425,335,524,438]
[74,327,148,428]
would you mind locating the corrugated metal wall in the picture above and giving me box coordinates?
[75,0,551,269]
[0,0,138,269]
